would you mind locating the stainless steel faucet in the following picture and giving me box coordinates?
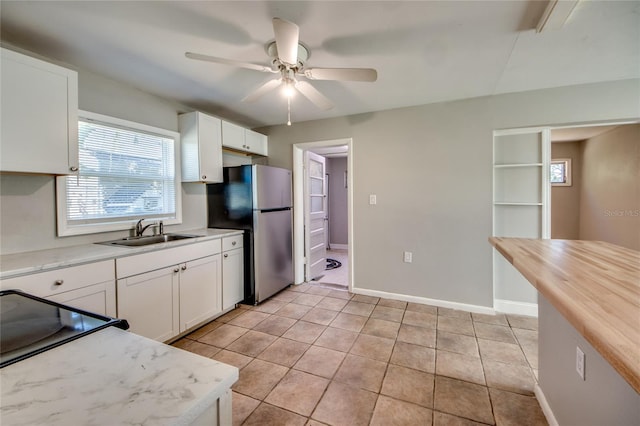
[134,219,154,237]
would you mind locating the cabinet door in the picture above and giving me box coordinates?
[222,248,244,310]
[221,121,245,151]
[0,48,78,174]
[180,111,223,183]
[47,281,116,317]
[179,254,222,332]
[244,129,268,156]
[117,266,179,342]
[197,113,223,182]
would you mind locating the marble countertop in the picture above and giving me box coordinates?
[489,237,640,393]
[0,327,238,425]
[0,228,243,279]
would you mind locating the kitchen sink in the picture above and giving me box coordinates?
[97,233,200,248]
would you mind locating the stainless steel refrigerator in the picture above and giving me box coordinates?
[207,165,293,305]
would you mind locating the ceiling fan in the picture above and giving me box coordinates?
[185,17,377,125]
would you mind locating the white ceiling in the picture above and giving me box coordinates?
[1,1,638,128]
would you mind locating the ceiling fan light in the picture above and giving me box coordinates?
[282,80,296,98]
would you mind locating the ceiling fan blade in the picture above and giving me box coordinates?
[303,67,378,82]
[272,17,299,65]
[295,81,334,110]
[185,52,276,73]
[242,79,282,103]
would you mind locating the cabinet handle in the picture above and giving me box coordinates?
[54,279,64,286]
[224,253,229,258]
[181,265,187,271]
[232,241,237,246]
[69,166,79,172]
[202,175,207,180]
[246,145,251,150]
[173,267,180,273]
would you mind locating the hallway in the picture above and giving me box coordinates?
[313,249,348,288]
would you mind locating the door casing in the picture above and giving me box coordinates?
[293,138,353,289]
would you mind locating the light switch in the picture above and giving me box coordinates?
[369,194,377,205]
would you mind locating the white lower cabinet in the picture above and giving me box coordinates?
[117,266,179,342]
[222,248,244,310]
[115,240,223,342]
[179,254,222,332]
[222,235,244,310]
[0,260,116,316]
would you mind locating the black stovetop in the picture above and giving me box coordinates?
[0,290,129,368]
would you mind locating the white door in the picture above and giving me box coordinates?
[305,151,327,281]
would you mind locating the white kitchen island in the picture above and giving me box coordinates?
[0,327,238,426]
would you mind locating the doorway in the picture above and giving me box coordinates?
[292,138,353,290]
[550,122,639,250]
[492,119,638,315]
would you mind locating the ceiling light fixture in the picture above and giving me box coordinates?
[536,0,580,33]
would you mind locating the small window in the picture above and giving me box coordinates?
[550,158,572,186]
[57,111,181,236]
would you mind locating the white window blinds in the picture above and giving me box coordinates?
[64,118,176,225]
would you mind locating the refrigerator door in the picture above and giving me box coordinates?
[207,166,253,230]
[253,165,292,210]
[253,209,294,303]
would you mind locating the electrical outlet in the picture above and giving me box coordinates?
[369,194,377,205]
[403,251,412,263]
[576,346,585,380]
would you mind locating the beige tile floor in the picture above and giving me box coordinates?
[172,283,547,426]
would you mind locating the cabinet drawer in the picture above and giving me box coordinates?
[0,260,114,299]
[222,235,243,251]
[116,239,222,279]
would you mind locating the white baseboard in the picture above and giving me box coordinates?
[535,384,559,426]
[328,243,348,250]
[494,299,538,317]
[352,286,495,315]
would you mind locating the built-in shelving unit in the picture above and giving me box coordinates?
[492,128,550,314]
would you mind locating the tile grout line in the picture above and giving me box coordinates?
[177,288,543,425]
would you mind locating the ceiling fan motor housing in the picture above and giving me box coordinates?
[266,41,310,68]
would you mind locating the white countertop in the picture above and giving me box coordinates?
[0,327,239,425]
[0,228,242,279]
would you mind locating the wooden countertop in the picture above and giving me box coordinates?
[489,237,640,393]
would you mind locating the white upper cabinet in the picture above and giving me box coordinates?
[221,120,245,151]
[221,120,268,156]
[179,111,223,183]
[0,48,79,175]
[245,129,268,156]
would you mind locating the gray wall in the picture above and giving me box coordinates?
[551,141,582,240]
[579,124,640,250]
[0,67,207,255]
[539,295,640,425]
[326,157,348,246]
[258,79,640,308]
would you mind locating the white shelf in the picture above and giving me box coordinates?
[494,163,543,168]
[494,202,543,206]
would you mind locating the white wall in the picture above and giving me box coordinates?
[258,79,640,309]
[0,67,207,255]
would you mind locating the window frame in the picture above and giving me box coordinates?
[56,110,182,237]
[550,158,572,187]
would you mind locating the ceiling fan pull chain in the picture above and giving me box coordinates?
[287,97,292,126]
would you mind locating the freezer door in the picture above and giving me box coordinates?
[253,165,292,210]
[254,209,294,303]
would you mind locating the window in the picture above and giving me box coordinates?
[57,111,181,236]
[550,158,572,186]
